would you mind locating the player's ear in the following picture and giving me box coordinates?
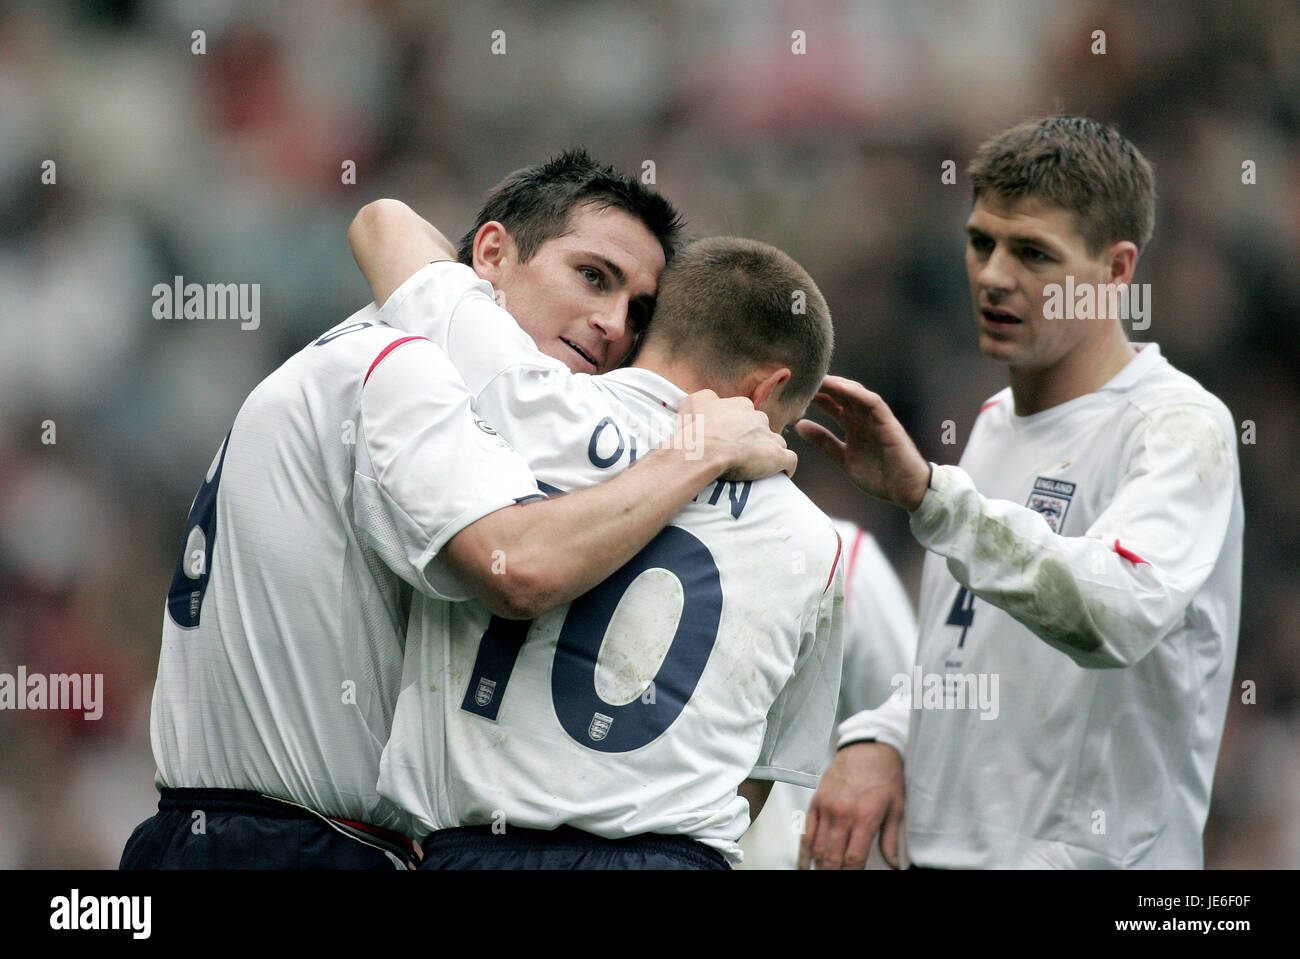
[750,366,792,413]
[1103,240,1138,287]
[472,222,514,283]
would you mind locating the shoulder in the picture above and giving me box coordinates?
[1114,352,1237,464]
[242,310,400,400]
[969,387,1014,438]
[287,311,444,380]
[1125,355,1235,435]
[828,520,887,580]
[975,387,1013,418]
[828,518,913,607]
[755,476,843,567]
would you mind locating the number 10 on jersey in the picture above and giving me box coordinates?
[460,526,723,753]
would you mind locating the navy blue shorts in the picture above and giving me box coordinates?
[420,824,731,870]
[119,788,416,870]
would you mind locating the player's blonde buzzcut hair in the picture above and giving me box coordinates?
[641,236,832,407]
[968,115,1156,255]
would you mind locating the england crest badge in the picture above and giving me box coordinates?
[588,712,614,742]
[1027,477,1076,533]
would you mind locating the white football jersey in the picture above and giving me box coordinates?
[150,310,541,831]
[880,343,1242,868]
[737,521,917,869]
[375,262,845,864]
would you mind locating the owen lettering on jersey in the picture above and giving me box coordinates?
[587,417,636,469]
[582,418,751,519]
[693,479,751,519]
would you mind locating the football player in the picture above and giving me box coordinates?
[121,155,792,869]
[351,205,845,868]
[798,116,1243,869]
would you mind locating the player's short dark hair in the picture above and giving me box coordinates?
[968,116,1156,255]
[457,148,684,266]
[643,237,833,408]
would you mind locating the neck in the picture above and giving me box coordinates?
[1009,325,1137,416]
[630,345,712,398]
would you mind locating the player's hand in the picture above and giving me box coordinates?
[678,389,797,481]
[794,375,929,511]
[799,741,905,870]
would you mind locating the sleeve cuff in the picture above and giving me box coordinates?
[834,700,909,756]
[908,463,963,546]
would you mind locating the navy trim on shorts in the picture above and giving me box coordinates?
[158,788,318,819]
[420,823,731,870]
[155,788,418,867]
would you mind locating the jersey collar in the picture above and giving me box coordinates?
[600,366,687,413]
[1102,342,1164,393]
[1007,342,1166,427]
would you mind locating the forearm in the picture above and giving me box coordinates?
[911,464,1211,668]
[448,443,732,618]
[349,199,455,307]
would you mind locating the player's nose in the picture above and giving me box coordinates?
[976,246,1017,294]
[589,295,630,342]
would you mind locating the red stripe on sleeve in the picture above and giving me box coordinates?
[843,526,866,612]
[824,528,844,596]
[980,399,1000,412]
[1113,539,1150,566]
[364,336,429,386]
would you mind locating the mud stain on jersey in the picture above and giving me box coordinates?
[966,516,1104,657]
[1029,557,1104,654]
[972,515,1030,574]
[1147,407,1230,486]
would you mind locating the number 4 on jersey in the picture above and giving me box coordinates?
[946,587,976,647]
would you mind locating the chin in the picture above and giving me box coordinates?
[976,334,1020,364]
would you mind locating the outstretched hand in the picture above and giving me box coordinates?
[794,376,930,511]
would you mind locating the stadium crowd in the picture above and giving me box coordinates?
[0,0,1295,868]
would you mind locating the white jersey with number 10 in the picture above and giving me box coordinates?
[376,263,844,864]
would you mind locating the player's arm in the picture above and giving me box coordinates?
[352,200,795,490]
[442,392,793,618]
[738,779,774,822]
[360,336,793,620]
[747,535,846,843]
[348,199,457,307]
[797,376,1239,668]
[353,200,583,400]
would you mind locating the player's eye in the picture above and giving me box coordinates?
[1021,247,1051,263]
[968,235,993,255]
[579,266,604,288]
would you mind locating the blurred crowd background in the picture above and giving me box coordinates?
[0,0,1295,868]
